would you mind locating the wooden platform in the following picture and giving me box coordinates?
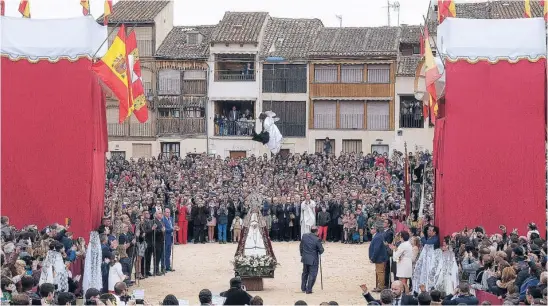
[242,277,264,291]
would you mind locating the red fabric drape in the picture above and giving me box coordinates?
[1,58,106,237]
[434,59,546,238]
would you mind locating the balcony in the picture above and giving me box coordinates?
[157,118,206,135]
[400,113,424,128]
[215,70,255,81]
[107,122,155,137]
[214,120,255,137]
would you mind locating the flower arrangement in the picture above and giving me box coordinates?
[232,255,278,278]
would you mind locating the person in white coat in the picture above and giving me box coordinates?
[300,194,316,238]
[391,231,413,293]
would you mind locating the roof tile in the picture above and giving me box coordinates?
[397,55,421,77]
[211,12,269,44]
[400,25,421,44]
[97,0,170,24]
[260,18,323,60]
[155,25,216,59]
[309,27,400,58]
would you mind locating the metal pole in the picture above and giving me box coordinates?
[319,254,323,290]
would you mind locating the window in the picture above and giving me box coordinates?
[371,144,389,155]
[341,65,363,83]
[367,101,390,131]
[110,151,126,159]
[263,101,306,137]
[158,108,180,118]
[342,140,362,154]
[263,64,307,93]
[230,151,247,159]
[367,64,390,83]
[314,65,337,83]
[339,101,364,129]
[400,95,424,128]
[158,69,181,95]
[183,70,207,95]
[161,142,180,158]
[184,107,203,118]
[214,101,255,136]
[315,139,335,155]
[313,101,336,129]
[142,69,153,96]
[134,27,153,56]
[413,45,420,55]
[187,33,200,45]
[215,54,255,81]
[132,143,152,159]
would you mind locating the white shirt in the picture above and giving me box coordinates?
[108,262,125,291]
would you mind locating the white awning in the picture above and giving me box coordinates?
[437,17,546,62]
[1,15,108,61]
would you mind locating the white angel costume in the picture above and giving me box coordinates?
[412,244,458,294]
[300,200,316,237]
[244,213,267,257]
[83,231,103,292]
[263,111,283,154]
[39,250,68,292]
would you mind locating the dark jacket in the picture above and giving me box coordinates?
[363,292,417,305]
[369,232,388,264]
[300,232,324,266]
[442,294,479,305]
[221,287,252,306]
[317,211,330,226]
[192,206,208,226]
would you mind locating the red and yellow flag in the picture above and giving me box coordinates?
[104,0,113,25]
[541,0,548,21]
[524,0,532,18]
[18,0,30,18]
[1,0,5,16]
[423,27,440,124]
[80,0,90,16]
[126,30,149,123]
[92,25,133,123]
[438,0,456,23]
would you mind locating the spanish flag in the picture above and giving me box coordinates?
[92,25,133,123]
[18,0,30,18]
[423,27,441,124]
[104,0,113,25]
[126,30,149,123]
[524,0,532,18]
[1,0,5,16]
[80,0,90,16]
[541,0,548,21]
[446,0,456,18]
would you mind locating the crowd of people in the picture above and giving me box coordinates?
[1,147,546,305]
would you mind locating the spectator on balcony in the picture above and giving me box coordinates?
[323,138,332,156]
[243,63,254,79]
[228,106,240,136]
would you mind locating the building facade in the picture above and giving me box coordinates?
[103,0,441,159]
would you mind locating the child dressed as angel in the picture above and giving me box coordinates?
[252,111,283,154]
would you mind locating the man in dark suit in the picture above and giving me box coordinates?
[300,226,324,294]
[361,281,418,305]
[442,283,479,305]
[220,277,252,306]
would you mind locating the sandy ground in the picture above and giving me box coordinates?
[133,241,377,305]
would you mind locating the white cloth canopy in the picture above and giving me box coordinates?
[437,17,547,61]
[0,15,107,60]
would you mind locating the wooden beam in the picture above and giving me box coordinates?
[336,100,340,129]
[337,64,341,83]
[363,64,368,83]
[389,62,395,130]
[363,100,367,130]
[309,99,314,129]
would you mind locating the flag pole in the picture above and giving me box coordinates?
[91,21,122,60]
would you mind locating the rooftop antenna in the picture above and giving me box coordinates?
[384,0,401,26]
[335,15,342,27]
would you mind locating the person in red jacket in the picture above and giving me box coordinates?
[177,199,189,244]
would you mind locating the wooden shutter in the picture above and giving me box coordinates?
[132,143,152,158]
[342,140,362,153]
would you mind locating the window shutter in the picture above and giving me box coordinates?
[158,69,181,95]
[183,70,206,80]
[341,65,363,83]
[314,65,337,83]
[342,140,362,153]
[313,101,336,129]
[339,101,364,129]
[367,64,390,83]
[367,101,390,130]
[132,143,152,158]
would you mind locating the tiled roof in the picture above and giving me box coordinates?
[97,0,170,24]
[260,18,323,60]
[211,12,269,44]
[397,55,422,77]
[309,27,400,58]
[400,25,421,44]
[155,25,216,59]
[490,0,543,19]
